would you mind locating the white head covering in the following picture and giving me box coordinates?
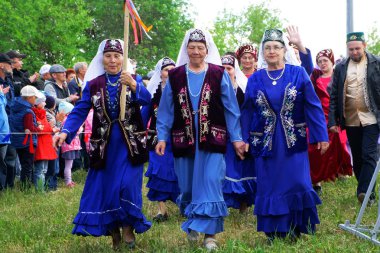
[39,64,51,75]
[176,28,222,67]
[257,29,300,69]
[83,39,135,90]
[234,58,248,92]
[58,101,74,115]
[221,55,248,92]
[147,57,175,97]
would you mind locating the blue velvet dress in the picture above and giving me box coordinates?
[62,73,152,236]
[241,65,328,235]
[157,68,242,235]
[141,100,180,203]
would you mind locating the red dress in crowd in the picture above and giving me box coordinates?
[308,71,352,184]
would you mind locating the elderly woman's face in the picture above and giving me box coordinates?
[240,52,256,70]
[103,52,123,74]
[187,42,207,65]
[263,41,285,66]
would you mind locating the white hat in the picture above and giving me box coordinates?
[20,85,44,98]
[58,101,74,114]
[39,64,51,75]
[35,91,46,105]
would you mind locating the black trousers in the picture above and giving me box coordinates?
[5,144,17,188]
[346,124,379,197]
[16,147,35,189]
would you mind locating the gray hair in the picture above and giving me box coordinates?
[73,62,87,74]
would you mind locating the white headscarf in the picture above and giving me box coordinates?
[234,58,248,92]
[146,57,175,97]
[257,30,300,69]
[83,39,135,90]
[176,28,222,67]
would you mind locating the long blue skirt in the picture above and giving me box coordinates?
[254,122,321,234]
[175,150,228,235]
[145,140,180,203]
[72,123,152,236]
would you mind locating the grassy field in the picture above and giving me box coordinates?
[0,169,379,253]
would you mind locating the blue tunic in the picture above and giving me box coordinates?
[241,65,327,234]
[157,68,242,235]
[62,73,152,236]
[141,101,180,203]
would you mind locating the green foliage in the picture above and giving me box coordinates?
[367,25,380,56]
[85,0,194,75]
[211,2,283,55]
[0,0,92,72]
[1,171,380,252]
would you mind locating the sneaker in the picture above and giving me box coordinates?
[358,193,366,204]
[204,238,218,251]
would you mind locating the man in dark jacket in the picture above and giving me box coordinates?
[328,32,380,204]
[6,50,39,96]
[68,62,87,99]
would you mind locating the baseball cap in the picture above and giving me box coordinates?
[0,53,12,64]
[6,50,26,59]
[39,64,52,75]
[20,85,44,98]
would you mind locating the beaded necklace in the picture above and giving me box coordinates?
[186,64,208,97]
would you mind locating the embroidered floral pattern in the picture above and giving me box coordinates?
[296,123,307,137]
[177,87,194,145]
[280,83,298,148]
[199,83,212,142]
[255,91,276,150]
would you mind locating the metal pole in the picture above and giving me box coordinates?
[347,0,354,33]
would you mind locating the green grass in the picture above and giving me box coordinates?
[0,170,379,252]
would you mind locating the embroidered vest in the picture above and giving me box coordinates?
[248,66,308,157]
[146,83,162,150]
[88,74,148,169]
[169,63,227,157]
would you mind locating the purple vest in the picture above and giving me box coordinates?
[88,74,148,169]
[169,63,227,157]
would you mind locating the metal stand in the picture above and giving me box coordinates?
[339,160,380,246]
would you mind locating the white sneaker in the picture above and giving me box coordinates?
[204,237,218,251]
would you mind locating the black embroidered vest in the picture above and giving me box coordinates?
[88,74,148,169]
[169,63,227,157]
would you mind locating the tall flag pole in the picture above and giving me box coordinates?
[121,0,152,120]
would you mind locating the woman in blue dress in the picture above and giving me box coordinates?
[141,57,180,222]
[221,55,256,213]
[54,39,151,249]
[241,29,329,241]
[155,28,246,250]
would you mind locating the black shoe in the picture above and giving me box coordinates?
[313,185,322,195]
[152,213,168,222]
[357,193,366,204]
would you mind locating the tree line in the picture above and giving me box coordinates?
[0,0,378,75]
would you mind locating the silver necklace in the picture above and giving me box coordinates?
[186,65,207,97]
[106,73,120,87]
[266,65,286,85]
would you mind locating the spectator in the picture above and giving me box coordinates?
[68,62,87,98]
[32,93,57,191]
[0,53,17,189]
[9,85,44,189]
[0,84,10,190]
[33,64,51,91]
[66,68,76,84]
[6,50,38,96]
[45,95,63,191]
[44,64,79,106]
